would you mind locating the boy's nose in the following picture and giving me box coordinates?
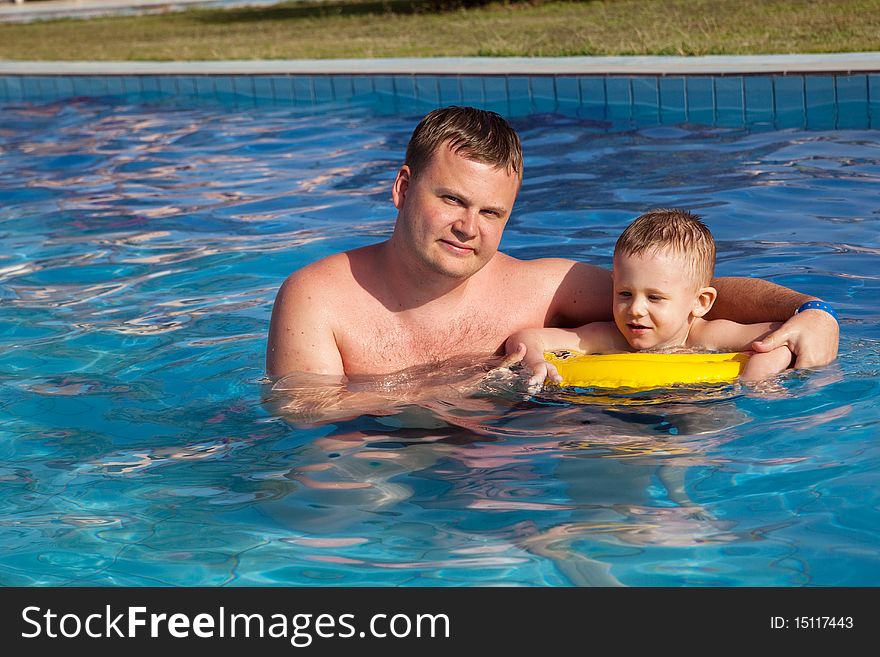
[628,299,647,316]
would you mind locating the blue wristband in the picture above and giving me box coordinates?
[795,300,839,323]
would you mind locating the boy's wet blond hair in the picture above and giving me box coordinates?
[405,106,523,183]
[614,209,715,288]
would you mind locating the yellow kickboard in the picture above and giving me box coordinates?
[544,351,750,389]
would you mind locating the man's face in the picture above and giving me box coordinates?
[391,143,519,281]
[612,249,704,350]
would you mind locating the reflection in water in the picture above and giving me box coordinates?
[265,358,765,585]
[1,99,876,585]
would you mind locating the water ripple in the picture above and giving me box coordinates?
[0,99,878,586]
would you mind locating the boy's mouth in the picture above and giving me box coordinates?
[627,323,651,332]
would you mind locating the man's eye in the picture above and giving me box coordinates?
[444,195,461,204]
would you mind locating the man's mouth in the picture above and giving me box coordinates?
[440,240,475,254]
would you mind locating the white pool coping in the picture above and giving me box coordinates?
[0,0,282,23]
[1,53,880,76]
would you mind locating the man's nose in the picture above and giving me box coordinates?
[452,210,479,240]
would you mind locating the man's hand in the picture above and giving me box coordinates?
[751,308,839,368]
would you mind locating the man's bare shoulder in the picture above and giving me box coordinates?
[494,253,607,288]
[277,245,375,304]
[267,247,380,377]
[492,252,613,326]
[283,251,346,288]
[493,252,578,278]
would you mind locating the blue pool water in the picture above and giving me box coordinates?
[1,92,878,586]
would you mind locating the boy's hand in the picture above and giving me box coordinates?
[501,342,528,368]
[502,343,563,388]
[525,360,563,388]
[751,309,838,368]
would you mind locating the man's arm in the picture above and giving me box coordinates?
[708,277,807,324]
[264,373,398,426]
[266,268,402,424]
[266,268,344,379]
[707,277,838,368]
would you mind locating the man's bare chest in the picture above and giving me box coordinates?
[335,305,522,374]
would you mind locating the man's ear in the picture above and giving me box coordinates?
[391,165,411,210]
[692,286,717,318]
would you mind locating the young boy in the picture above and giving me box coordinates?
[506,209,794,387]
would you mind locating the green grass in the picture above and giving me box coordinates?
[1,0,878,60]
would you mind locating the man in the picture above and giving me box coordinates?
[266,107,838,396]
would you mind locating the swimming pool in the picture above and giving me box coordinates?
[1,78,878,586]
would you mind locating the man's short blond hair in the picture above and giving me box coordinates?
[405,106,523,183]
[614,209,716,287]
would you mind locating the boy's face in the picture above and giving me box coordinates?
[612,248,710,350]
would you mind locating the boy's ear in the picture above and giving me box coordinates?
[692,286,717,318]
[391,165,411,210]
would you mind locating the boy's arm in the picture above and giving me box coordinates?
[709,277,838,367]
[694,318,781,352]
[505,327,587,358]
[544,266,836,368]
[505,324,622,386]
[505,327,586,386]
[740,348,794,382]
[695,319,792,381]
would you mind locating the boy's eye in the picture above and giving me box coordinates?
[618,291,631,297]
[648,295,663,301]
